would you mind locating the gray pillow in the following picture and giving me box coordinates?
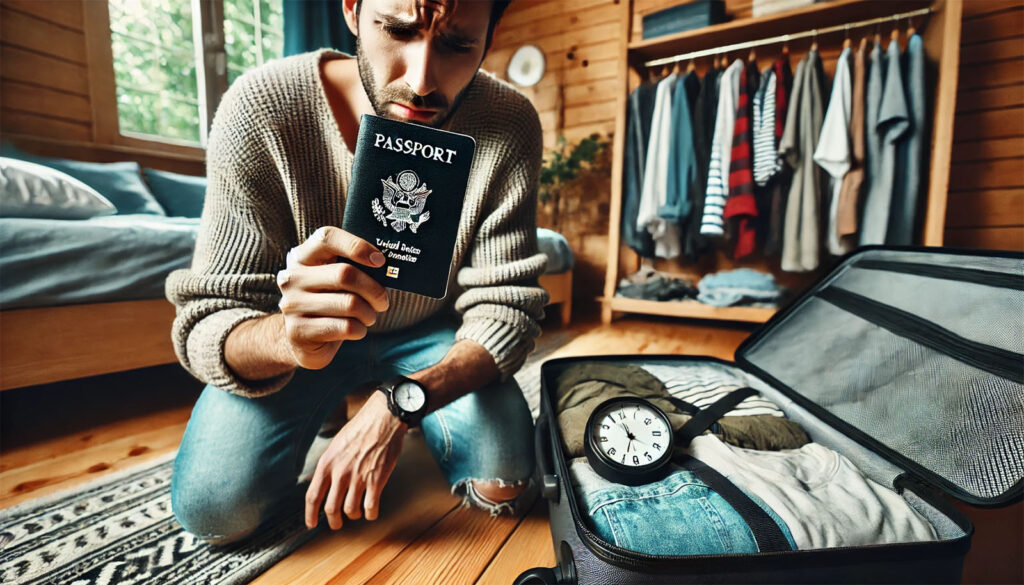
[0,157,117,219]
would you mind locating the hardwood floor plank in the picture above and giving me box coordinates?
[0,422,185,508]
[360,500,525,585]
[475,501,556,585]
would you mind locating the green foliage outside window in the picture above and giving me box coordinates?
[109,0,283,145]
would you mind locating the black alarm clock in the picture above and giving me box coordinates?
[583,397,675,486]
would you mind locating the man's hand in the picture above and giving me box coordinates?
[277,226,391,370]
[305,390,406,529]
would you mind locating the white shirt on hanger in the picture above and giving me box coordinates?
[700,59,744,237]
[638,73,682,259]
[814,47,854,256]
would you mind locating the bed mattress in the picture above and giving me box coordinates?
[0,218,574,310]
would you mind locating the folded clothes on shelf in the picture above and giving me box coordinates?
[616,265,698,301]
[697,268,782,307]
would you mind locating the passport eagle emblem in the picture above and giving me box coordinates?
[372,170,432,233]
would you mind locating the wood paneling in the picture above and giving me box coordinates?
[947,2,1024,251]
[1,80,92,123]
[0,45,89,95]
[0,6,88,64]
[2,0,84,31]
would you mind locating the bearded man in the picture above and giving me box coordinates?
[166,0,546,544]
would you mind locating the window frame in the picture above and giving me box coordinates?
[83,0,245,158]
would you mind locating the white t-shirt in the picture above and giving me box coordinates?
[688,435,937,549]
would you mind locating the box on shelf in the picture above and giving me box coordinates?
[641,0,728,40]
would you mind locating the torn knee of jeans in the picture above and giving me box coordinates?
[451,478,532,517]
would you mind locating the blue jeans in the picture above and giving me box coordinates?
[570,460,796,555]
[170,313,535,544]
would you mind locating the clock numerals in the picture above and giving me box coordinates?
[645,452,652,461]
[601,424,609,430]
[617,412,627,421]
[653,442,661,451]
[652,430,662,437]
[608,447,616,456]
[632,455,640,465]
[600,436,608,442]
[644,417,652,425]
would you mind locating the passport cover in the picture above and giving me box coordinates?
[342,114,476,299]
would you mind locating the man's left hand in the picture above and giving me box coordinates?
[305,390,406,530]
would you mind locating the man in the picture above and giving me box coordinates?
[166,0,547,544]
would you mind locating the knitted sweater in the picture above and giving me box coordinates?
[166,49,549,398]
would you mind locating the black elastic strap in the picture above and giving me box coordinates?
[664,395,700,416]
[856,259,1024,291]
[675,388,758,447]
[818,287,1024,384]
[679,455,792,553]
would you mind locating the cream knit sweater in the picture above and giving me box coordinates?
[166,50,548,397]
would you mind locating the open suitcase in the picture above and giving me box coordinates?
[517,247,1023,584]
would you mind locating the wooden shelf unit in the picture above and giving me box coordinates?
[601,0,964,325]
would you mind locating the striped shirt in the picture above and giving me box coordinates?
[700,59,744,236]
[642,363,786,417]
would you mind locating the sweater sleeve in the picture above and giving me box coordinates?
[453,102,549,382]
[165,71,295,398]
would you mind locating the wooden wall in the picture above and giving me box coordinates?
[0,0,204,174]
[482,0,1024,267]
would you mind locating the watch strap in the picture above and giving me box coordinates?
[378,375,426,427]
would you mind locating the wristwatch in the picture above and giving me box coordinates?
[376,375,428,428]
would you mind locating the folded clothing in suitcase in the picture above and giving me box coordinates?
[519,247,1023,585]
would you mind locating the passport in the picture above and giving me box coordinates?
[342,114,477,299]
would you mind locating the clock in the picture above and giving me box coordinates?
[584,397,675,486]
[506,44,546,87]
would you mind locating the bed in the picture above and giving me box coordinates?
[0,157,574,390]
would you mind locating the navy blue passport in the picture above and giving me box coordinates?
[342,114,476,299]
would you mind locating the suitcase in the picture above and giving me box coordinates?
[517,247,1023,584]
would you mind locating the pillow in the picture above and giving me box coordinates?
[0,146,165,216]
[143,167,207,217]
[0,157,117,219]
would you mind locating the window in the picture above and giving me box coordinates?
[108,0,283,147]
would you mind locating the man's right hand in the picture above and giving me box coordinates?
[276,226,390,370]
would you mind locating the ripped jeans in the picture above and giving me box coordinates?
[170,313,536,544]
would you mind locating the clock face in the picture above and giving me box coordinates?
[590,400,671,469]
[394,381,425,412]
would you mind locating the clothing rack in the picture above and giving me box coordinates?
[643,7,931,68]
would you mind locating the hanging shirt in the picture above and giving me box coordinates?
[779,50,827,272]
[685,67,720,260]
[621,82,657,257]
[861,40,910,245]
[814,46,854,256]
[638,74,681,258]
[889,33,926,245]
[837,38,869,246]
[664,73,699,226]
[753,69,779,185]
[724,62,761,258]
[700,59,744,237]
[764,57,794,257]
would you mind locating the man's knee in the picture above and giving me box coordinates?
[471,479,525,503]
[170,469,269,545]
[464,478,533,516]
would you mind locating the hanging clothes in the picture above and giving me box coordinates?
[861,39,910,245]
[836,38,869,247]
[638,74,682,258]
[700,59,744,237]
[724,62,761,258]
[764,57,794,257]
[814,46,854,256]
[779,50,827,272]
[753,68,779,186]
[889,33,927,245]
[621,81,657,257]
[664,72,700,230]
[684,66,721,260]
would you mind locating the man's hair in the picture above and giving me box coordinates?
[355,0,513,52]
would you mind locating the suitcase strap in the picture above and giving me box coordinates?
[671,387,759,446]
[678,455,792,552]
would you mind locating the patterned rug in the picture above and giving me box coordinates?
[0,330,572,585]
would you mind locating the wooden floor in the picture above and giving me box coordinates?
[1,310,1020,584]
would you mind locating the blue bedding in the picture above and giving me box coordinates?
[0,218,574,310]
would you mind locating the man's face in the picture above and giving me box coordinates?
[355,0,492,128]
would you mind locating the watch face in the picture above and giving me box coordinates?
[394,381,425,413]
[584,397,674,485]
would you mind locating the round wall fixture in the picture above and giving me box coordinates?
[507,44,546,87]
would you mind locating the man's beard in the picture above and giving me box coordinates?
[356,39,469,128]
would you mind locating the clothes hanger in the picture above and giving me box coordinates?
[747,47,757,65]
[810,29,818,52]
[686,59,696,74]
[672,58,682,75]
[890,14,901,45]
[843,24,852,50]
[906,15,916,38]
[647,65,658,81]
